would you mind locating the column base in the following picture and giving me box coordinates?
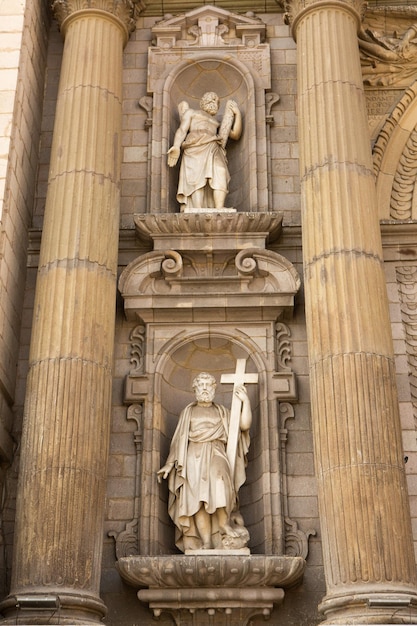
[0,590,107,624]
[319,585,417,624]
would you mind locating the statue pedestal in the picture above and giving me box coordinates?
[181,207,237,213]
[117,554,305,625]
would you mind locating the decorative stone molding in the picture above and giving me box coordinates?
[151,6,265,50]
[138,96,153,129]
[148,7,269,87]
[140,1,279,15]
[119,213,299,323]
[117,554,305,625]
[390,126,417,220]
[373,80,417,219]
[373,80,417,176]
[396,266,417,428]
[278,402,316,559]
[285,518,316,560]
[134,212,282,246]
[129,324,146,375]
[51,0,144,34]
[108,403,143,558]
[275,322,292,371]
[118,554,305,588]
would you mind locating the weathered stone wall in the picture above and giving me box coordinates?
[0,0,49,462]
[0,0,50,596]
[3,4,417,625]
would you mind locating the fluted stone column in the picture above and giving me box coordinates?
[0,2,139,623]
[285,0,417,623]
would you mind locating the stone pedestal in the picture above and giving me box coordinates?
[284,0,417,622]
[117,554,305,625]
[0,2,139,623]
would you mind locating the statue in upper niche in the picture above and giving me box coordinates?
[157,371,251,552]
[167,92,242,211]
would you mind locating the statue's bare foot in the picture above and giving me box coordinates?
[202,542,212,549]
[220,523,239,538]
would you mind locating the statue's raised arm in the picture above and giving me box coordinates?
[167,92,242,211]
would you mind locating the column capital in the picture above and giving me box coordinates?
[51,0,145,36]
[281,0,366,37]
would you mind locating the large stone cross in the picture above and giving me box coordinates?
[221,359,258,477]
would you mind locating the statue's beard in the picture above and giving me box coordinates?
[195,390,215,403]
[202,104,218,115]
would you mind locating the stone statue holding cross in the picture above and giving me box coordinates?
[157,362,258,552]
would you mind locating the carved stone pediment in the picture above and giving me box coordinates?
[151,5,265,49]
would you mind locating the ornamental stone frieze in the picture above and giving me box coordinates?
[51,0,145,34]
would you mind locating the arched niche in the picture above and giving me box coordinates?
[146,6,271,213]
[373,80,417,220]
[144,330,284,557]
[163,59,256,212]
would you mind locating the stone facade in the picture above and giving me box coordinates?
[0,1,416,625]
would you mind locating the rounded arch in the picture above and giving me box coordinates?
[373,80,417,220]
[149,53,268,213]
[162,56,257,212]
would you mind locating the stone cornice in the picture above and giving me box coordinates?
[51,0,145,35]
[140,1,281,15]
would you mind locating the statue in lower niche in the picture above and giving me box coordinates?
[167,92,242,211]
[157,371,251,552]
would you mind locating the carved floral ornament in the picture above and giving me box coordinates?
[51,0,145,32]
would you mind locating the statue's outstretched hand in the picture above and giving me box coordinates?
[157,464,173,483]
[167,146,180,167]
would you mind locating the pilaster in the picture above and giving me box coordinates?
[0,1,139,623]
[286,0,417,622]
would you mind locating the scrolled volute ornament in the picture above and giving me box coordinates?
[161,250,183,278]
[235,249,258,277]
[51,0,144,35]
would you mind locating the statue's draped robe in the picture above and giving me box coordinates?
[177,115,230,208]
[165,402,250,551]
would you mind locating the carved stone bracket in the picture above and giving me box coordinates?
[119,213,300,324]
[279,402,316,559]
[108,403,144,557]
[117,554,305,625]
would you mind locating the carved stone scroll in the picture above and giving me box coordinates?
[396,266,417,429]
[390,126,417,220]
[109,403,143,558]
